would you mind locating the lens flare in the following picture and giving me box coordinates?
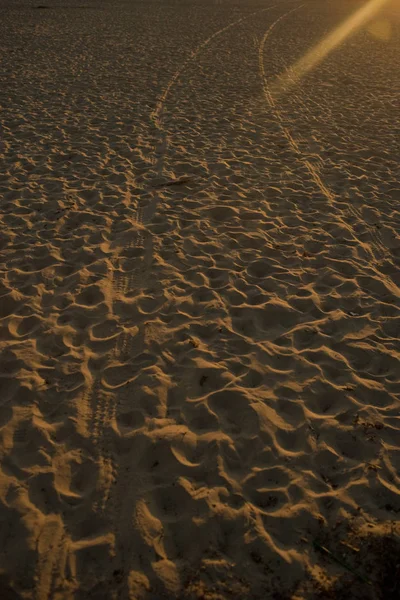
[367,18,392,40]
[271,0,390,97]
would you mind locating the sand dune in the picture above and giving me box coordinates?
[0,0,399,597]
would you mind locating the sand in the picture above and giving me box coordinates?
[0,0,399,597]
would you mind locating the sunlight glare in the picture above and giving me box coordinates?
[271,0,390,97]
[367,18,392,40]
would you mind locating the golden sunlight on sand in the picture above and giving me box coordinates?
[0,0,399,598]
[270,0,391,96]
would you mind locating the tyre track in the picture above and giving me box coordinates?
[33,5,313,596]
[54,3,308,597]
[281,58,389,262]
[35,518,68,600]
[151,8,273,124]
[149,0,297,192]
[258,4,397,281]
[86,229,152,519]
[33,2,400,596]
[101,2,307,595]
[259,4,334,203]
[91,389,116,514]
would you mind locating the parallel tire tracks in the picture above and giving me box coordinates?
[149,0,298,186]
[93,1,305,595]
[43,3,313,597]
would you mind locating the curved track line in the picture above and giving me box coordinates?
[37,8,310,597]
[35,518,66,600]
[259,4,336,201]
[98,3,307,593]
[66,5,309,596]
[149,0,299,184]
[258,4,399,282]
[281,63,388,261]
[152,2,284,125]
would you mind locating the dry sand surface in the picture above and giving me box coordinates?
[1,0,400,597]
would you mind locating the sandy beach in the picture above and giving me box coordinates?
[0,0,399,597]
